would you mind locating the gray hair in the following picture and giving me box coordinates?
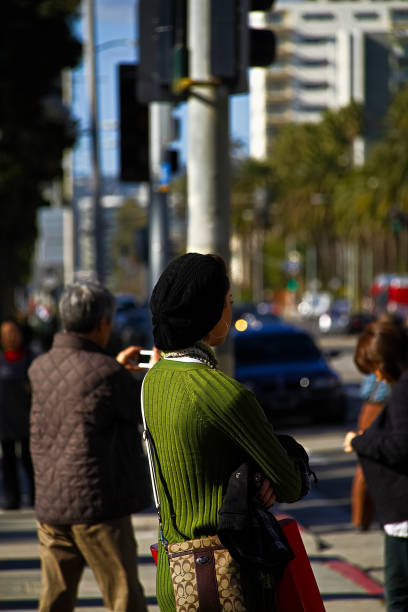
[58,282,115,333]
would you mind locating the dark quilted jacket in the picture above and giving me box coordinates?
[29,332,149,524]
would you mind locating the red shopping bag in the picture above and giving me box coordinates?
[150,543,158,565]
[276,515,326,612]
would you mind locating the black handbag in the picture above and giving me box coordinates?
[218,462,294,579]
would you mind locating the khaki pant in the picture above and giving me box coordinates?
[37,516,148,612]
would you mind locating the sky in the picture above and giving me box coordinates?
[72,0,250,178]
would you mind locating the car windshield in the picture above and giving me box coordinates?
[235,331,322,365]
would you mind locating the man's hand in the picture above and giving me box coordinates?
[116,346,161,371]
[258,478,276,509]
[116,346,144,370]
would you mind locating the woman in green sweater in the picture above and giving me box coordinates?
[143,253,304,611]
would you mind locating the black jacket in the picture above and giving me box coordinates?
[29,332,151,524]
[218,461,294,578]
[218,435,313,577]
[352,369,408,524]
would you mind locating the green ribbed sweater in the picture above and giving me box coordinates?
[143,358,302,611]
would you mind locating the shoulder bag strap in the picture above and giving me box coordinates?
[140,377,168,549]
[141,377,160,509]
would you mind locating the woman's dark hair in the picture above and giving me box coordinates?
[354,320,408,382]
[58,282,115,334]
[150,252,230,351]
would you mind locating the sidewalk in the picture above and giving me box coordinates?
[0,508,385,611]
[0,510,159,612]
[300,524,385,611]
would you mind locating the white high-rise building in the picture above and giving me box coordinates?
[250,1,408,159]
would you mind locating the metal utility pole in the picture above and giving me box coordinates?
[148,103,172,294]
[187,0,232,373]
[61,69,75,285]
[186,0,230,265]
[84,0,104,283]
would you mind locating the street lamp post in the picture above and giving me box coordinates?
[84,0,104,283]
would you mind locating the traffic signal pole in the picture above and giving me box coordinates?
[186,0,230,266]
[84,0,104,284]
[187,0,232,373]
[148,102,172,294]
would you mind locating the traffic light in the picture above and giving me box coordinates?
[211,0,277,94]
[118,64,149,183]
[137,0,188,103]
[137,0,277,100]
[249,0,277,67]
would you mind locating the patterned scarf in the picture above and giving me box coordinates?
[162,341,217,369]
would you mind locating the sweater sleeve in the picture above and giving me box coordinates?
[188,368,302,503]
[352,375,408,470]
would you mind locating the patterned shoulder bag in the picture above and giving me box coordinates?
[141,379,247,612]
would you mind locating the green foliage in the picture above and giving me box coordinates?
[369,83,408,208]
[332,83,408,246]
[232,88,408,298]
[170,174,187,222]
[263,235,286,290]
[231,157,273,234]
[0,0,81,313]
[113,199,147,257]
[267,102,364,243]
[110,198,148,297]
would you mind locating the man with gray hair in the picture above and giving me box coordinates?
[29,281,154,612]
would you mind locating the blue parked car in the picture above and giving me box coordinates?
[234,321,346,424]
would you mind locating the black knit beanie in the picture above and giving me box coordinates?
[150,253,229,351]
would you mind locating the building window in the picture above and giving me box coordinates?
[267,11,284,24]
[272,58,289,69]
[392,10,408,22]
[297,35,335,45]
[267,103,288,114]
[298,58,329,68]
[298,104,327,113]
[267,79,288,91]
[298,81,329,90]
[302,12,334,21]
[354,12,379,21]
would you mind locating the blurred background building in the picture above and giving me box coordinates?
[250,1,408,159]
[24,0,408,324]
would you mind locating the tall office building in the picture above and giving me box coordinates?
[250,1,408,159]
